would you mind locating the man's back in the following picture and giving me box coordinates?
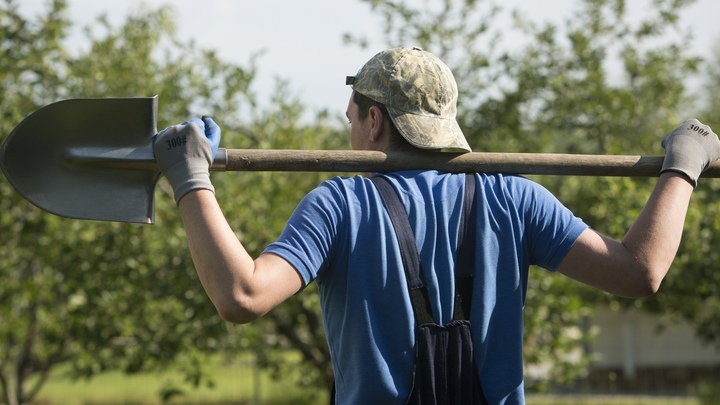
[266,170,587,404]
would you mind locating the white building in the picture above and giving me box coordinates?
[586,306,720,392]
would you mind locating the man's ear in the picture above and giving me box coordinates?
[368,106,385,142]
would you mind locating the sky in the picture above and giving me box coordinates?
[16,0,720,120]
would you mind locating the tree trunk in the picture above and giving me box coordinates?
[1,369,21,405]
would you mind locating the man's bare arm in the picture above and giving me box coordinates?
[178,189,303,323]
[558,172,693,297]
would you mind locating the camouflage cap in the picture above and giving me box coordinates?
[346,47,471,153]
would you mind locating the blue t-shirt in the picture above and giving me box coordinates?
[265,171,588,404]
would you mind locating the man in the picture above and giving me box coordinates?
[154,47,720,404]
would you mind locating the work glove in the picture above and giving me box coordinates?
[660,118,720,187]
[154,117,221,204]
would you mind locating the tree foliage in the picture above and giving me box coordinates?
[0,1,268,403]
[0,0,349,401]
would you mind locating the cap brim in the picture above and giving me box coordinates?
[388,107,472,153]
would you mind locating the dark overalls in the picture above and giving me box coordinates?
[331,174,488,404]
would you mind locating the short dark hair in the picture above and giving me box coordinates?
[352,91,414,150]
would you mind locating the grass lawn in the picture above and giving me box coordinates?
[30,353,327,405]
[526,394,700,405]
[27,354,703,405]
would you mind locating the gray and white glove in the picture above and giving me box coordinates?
[660,118,720,187]
[154,117,221,204]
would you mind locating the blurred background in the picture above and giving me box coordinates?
[2,0,720,404]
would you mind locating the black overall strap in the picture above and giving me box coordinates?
[370,175,435,325]
[331,174,481,405]
[453,174,476,321]
[370,174,477,324]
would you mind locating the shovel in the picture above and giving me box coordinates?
[2,96,719,224]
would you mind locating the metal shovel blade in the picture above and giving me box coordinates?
[0,96,160,224]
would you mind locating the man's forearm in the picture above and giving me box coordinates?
[558,172,694,297]
[621,172,694,283]
[177,189,259,321]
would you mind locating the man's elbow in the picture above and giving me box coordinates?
[626,265,666,298]
[214,293,265,324]
[627,281,661,298]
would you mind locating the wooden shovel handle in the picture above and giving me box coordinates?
[220,149,720,178]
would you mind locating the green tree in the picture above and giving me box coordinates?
[1,2,72,403]
[0,0,349,401]
[504,1,700,390]
[650,37,720,354]
[0,2,265,403]
[701,40,720,128]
